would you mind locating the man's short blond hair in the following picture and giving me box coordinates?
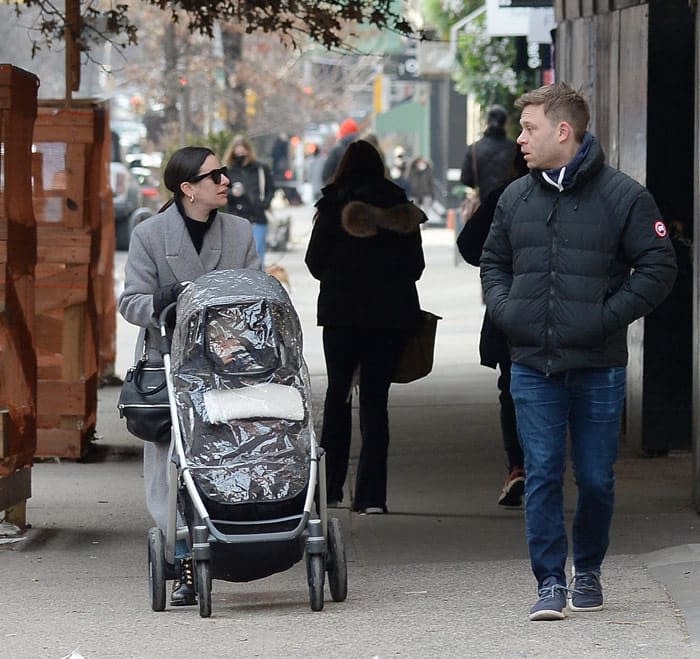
[515,82,590,142]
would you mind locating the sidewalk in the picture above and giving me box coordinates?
[2,204,700,658]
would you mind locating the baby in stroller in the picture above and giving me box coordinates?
[148,269,346,617]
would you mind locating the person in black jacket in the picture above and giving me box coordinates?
[223,135,274,266]
[481,83,677,622]
[305,139,426,514]
[457,150,528,507]
[321,117,359,185]
[461,105,518,204]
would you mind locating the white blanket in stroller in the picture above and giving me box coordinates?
[203,383,304,424]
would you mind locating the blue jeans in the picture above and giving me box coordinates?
[510,363,625,586]
[251,222,268,267]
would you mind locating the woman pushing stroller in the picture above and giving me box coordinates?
[118,146,260,605]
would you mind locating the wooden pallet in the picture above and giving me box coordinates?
[0,65,39,527]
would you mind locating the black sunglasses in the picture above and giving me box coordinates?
[190,166,228,184]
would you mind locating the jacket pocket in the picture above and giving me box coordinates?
[561,306,605,348]
[499,298,535,347]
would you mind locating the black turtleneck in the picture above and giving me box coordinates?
[174,198,216,253]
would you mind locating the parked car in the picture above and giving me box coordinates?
[129,164,162,213]
[110,135,160,250]
[111,131,142,250]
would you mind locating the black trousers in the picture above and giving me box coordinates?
[320,326,407,510]
[497,359,524,471]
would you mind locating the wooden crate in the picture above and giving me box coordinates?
[0,64,39,527]
[32,100,115,458]
[88,103,117,381]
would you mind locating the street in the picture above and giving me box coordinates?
[2,203,700,658]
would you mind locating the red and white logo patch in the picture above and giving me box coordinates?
[654,220,668,238]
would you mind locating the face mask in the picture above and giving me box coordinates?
[233,155,245,165]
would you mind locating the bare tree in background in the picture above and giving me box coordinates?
[13,0,416,56]
[3,0,406,152]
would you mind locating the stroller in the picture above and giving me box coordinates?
[147,269,347,617]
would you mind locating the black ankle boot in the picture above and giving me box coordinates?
[170,557,197,606]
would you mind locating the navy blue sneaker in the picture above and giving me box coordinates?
[529,576,568,621]
[569,570,604,612]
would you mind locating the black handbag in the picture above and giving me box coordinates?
[117,345,171,443]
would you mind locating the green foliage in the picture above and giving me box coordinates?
[420,1,536,124]
[453,13,523,109]
[421,0,481,37]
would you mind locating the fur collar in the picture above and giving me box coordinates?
[341,200,425,238]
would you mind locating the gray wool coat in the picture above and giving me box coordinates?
[119,202,261,362]
[118,202,261,531]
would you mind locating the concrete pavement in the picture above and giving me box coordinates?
[2,203,700,658]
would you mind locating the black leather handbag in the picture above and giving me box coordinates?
[117,348,171,443]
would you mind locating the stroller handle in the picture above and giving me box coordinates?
[157,281,192,356]
[157,301,177,356]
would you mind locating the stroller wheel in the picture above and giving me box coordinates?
[195,560,212,618]
[147,527,166,612]
[307,553,325,611]
[326,518,348,602]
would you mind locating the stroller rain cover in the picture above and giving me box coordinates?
[170,269,312,506]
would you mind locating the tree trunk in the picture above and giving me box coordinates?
[163,22,180,129]
[220,25,247,134]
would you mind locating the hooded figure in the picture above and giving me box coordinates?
[321,117,360,184]
[460,104,518,204]
[305,139,426,514]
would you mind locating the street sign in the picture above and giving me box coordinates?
[487,0,555,43]
[499,1,552,6]
[386,54,421,80]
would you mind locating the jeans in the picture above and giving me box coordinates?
[510,363,625,586]
[251,222,268,266]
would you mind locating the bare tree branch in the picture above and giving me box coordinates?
[14,0,420,56]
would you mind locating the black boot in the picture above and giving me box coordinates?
[170,557,197,606]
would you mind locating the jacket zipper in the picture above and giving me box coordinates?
[544,196,560,375]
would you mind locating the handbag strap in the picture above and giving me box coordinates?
[132,359,167,397]
[471,144,479,190]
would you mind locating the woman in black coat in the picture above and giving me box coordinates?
[305,140,426,514]
[223,135,274,265]
[456,149,528,507]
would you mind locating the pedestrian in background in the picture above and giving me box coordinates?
[461,105,517,204]
[321,117,359,185]
[388,145,411,194]
[457,149,528,507]
[407,155,434,208]
[119,146,260,607]
[481,82,677,621]
[305,139,426,515]
[307,143,326,202]
[223,135,274,266]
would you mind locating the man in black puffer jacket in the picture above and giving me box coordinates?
[481,83,677,622]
